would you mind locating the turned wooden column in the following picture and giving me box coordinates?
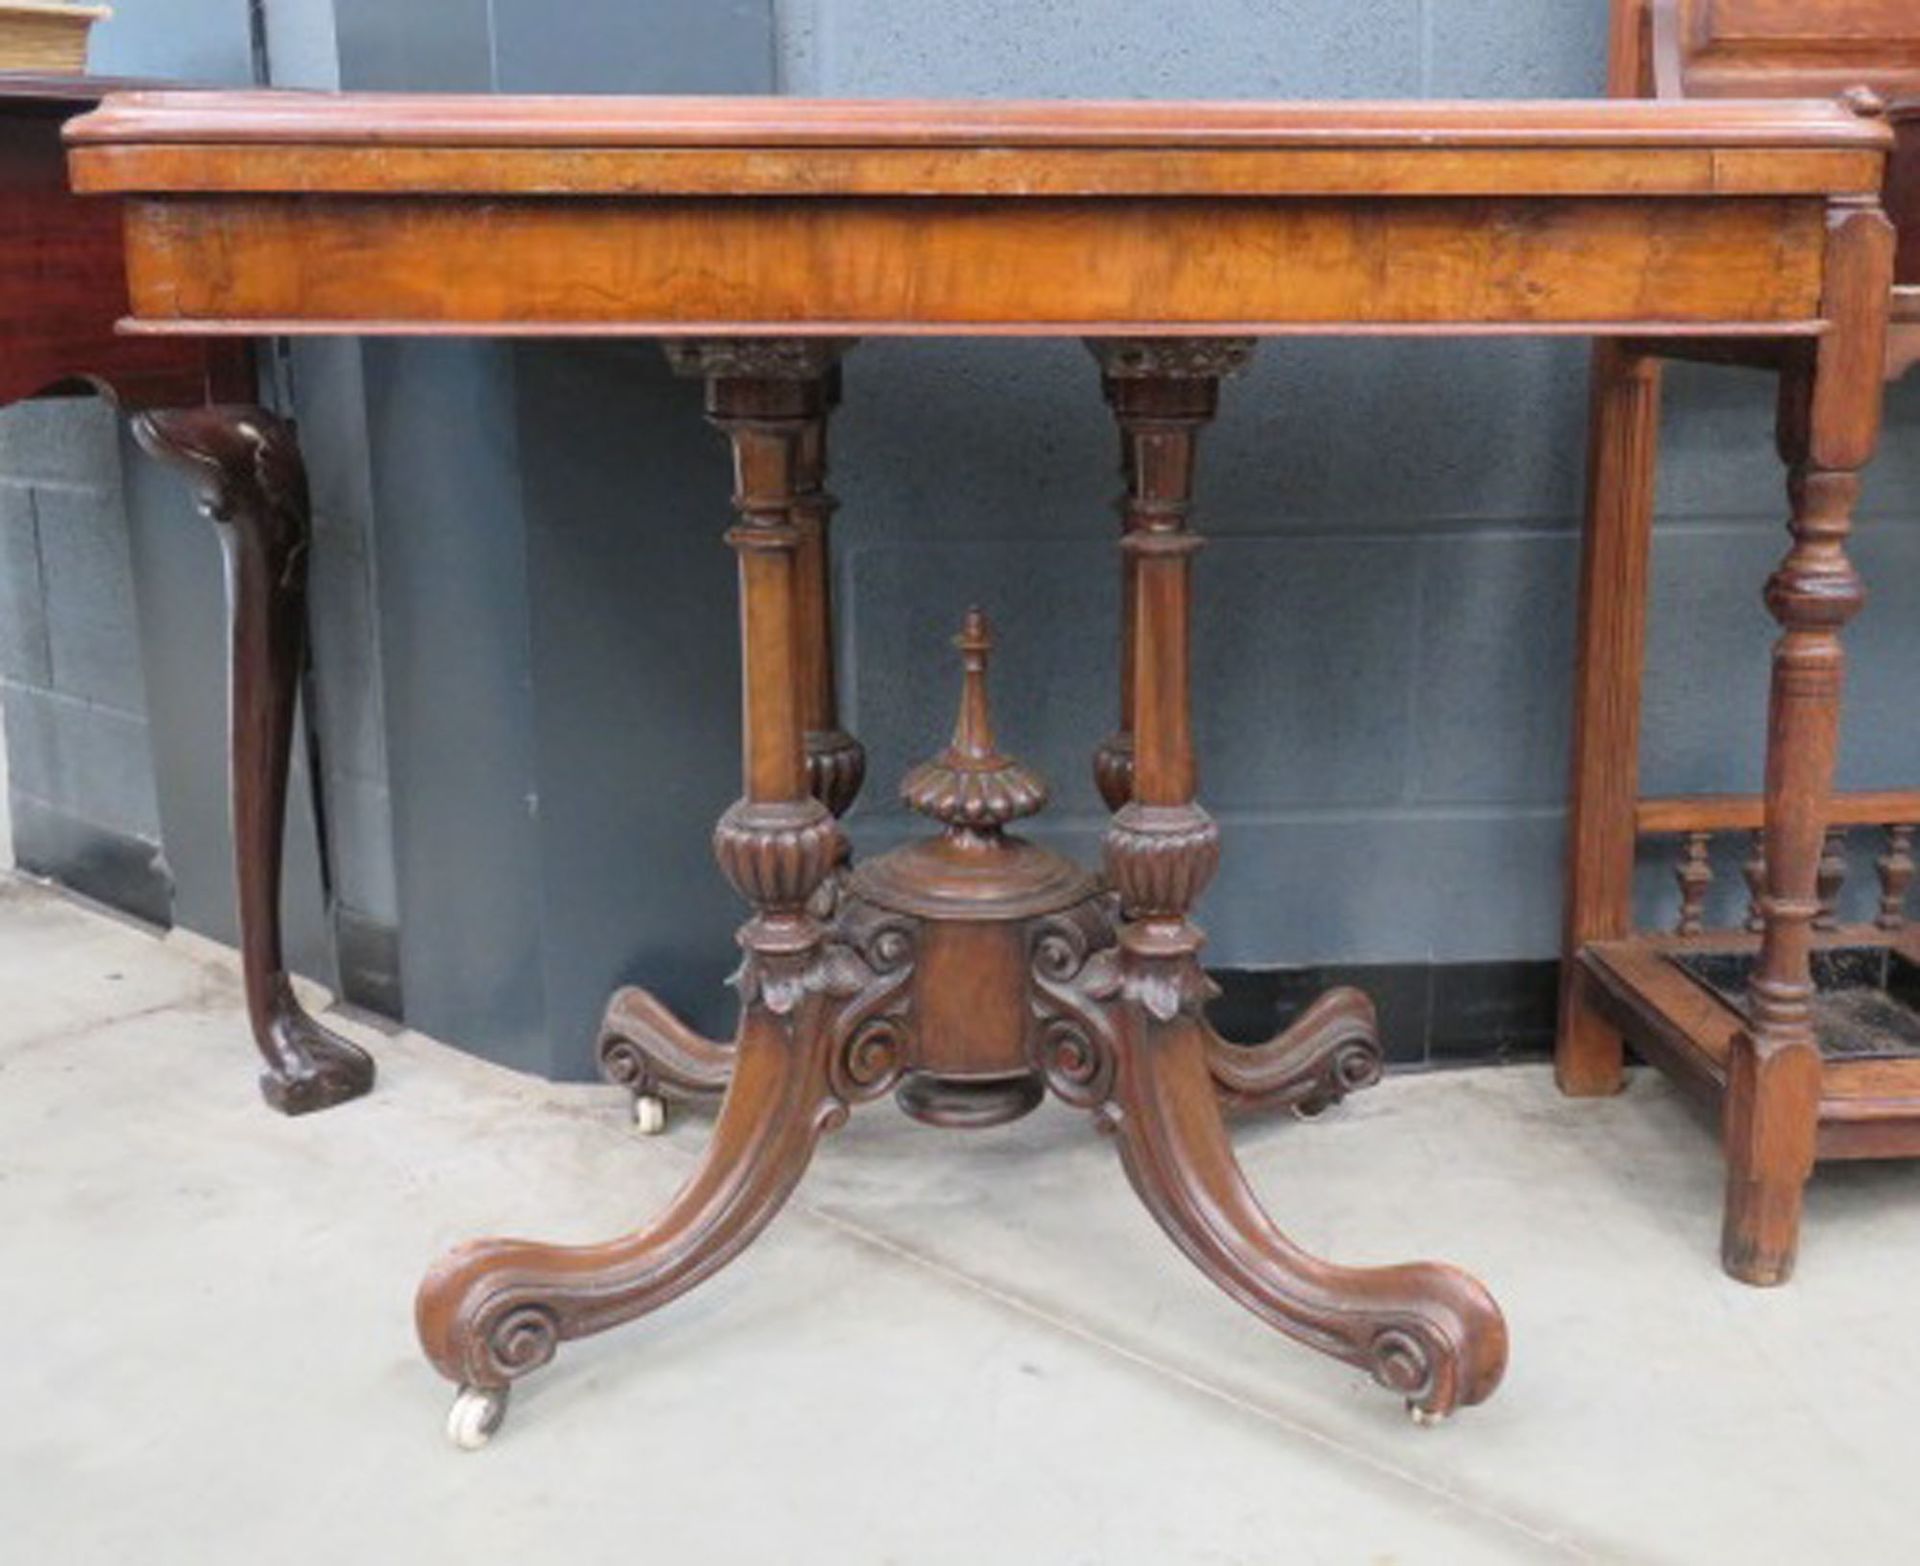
[793,364,866,815]
[1093,340,1233,944]
[667,341,852,950]
[594,345,863,1128]
[1724,200,1893,1284]
[1093,373,1140,811]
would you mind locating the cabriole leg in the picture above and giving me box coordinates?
[595,343,861,1133]
[134,406,374,1116]
[422,985,862,1446]
[1725,201,1891,1284]
[1050,340,1504,1418]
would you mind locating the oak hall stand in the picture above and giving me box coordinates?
[67,91,1888,1444]
[1559,1,1920,1287]
[0,74,372,1114]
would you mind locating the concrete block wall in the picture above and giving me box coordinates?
[0,403,165,917]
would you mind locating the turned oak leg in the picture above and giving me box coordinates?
[1557,341,1661,1098]
[133,407,374,1116]
[420,341,863,1444]
[596,345,861,1131]
[1086,341,1387,1119]
[1723,203,1891,1285]
[1058,341,1503,1417]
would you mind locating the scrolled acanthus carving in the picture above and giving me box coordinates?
[1117,943,1220,1025]
[460,1298,562,1387]
[662,337,858,381]
[1085,337,1257,380]
[1028,899,1125,1121]
[597,1035,650,1092]
[815,898,918,1125]
[1367,1328,1443,1397]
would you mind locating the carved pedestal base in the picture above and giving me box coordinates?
[424,877,1494,1442]
[597,915,1386,1132]
[421,612,1495,1445]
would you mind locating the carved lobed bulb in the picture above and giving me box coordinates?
[899,609,1048,838]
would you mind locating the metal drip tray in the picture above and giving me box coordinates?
[1668,945,1920,1061]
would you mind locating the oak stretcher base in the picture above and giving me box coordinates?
[1582,927,1920,1164]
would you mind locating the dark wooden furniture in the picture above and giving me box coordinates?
[0,74,372,1115]
[67,89,1891,1445]
[1559,2,1920,1286]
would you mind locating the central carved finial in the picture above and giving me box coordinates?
[900,609,1047,842]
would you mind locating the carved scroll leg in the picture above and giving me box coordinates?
[1070,338,1504,1417]
[133,407,374,1116]
[419,994,850,1446]
[596,985,735,1132]
[1115,1005,1507,1420]
[1207,986,1384,1119]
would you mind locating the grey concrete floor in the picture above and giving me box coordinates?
[4,875,1920,1564]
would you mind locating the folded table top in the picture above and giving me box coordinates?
[67,92,1889,198]
[61,93,1895,337]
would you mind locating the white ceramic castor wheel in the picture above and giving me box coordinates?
[633,1093,668,1135]
[446,1385,509,1450]
[1408,1402,1447,1428]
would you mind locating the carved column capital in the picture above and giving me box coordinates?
[1085,337,1257,380]
[662,337,857,382]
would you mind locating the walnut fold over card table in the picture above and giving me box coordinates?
[66,91,1891,1446]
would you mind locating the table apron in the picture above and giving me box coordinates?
[114,192,1834,335]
